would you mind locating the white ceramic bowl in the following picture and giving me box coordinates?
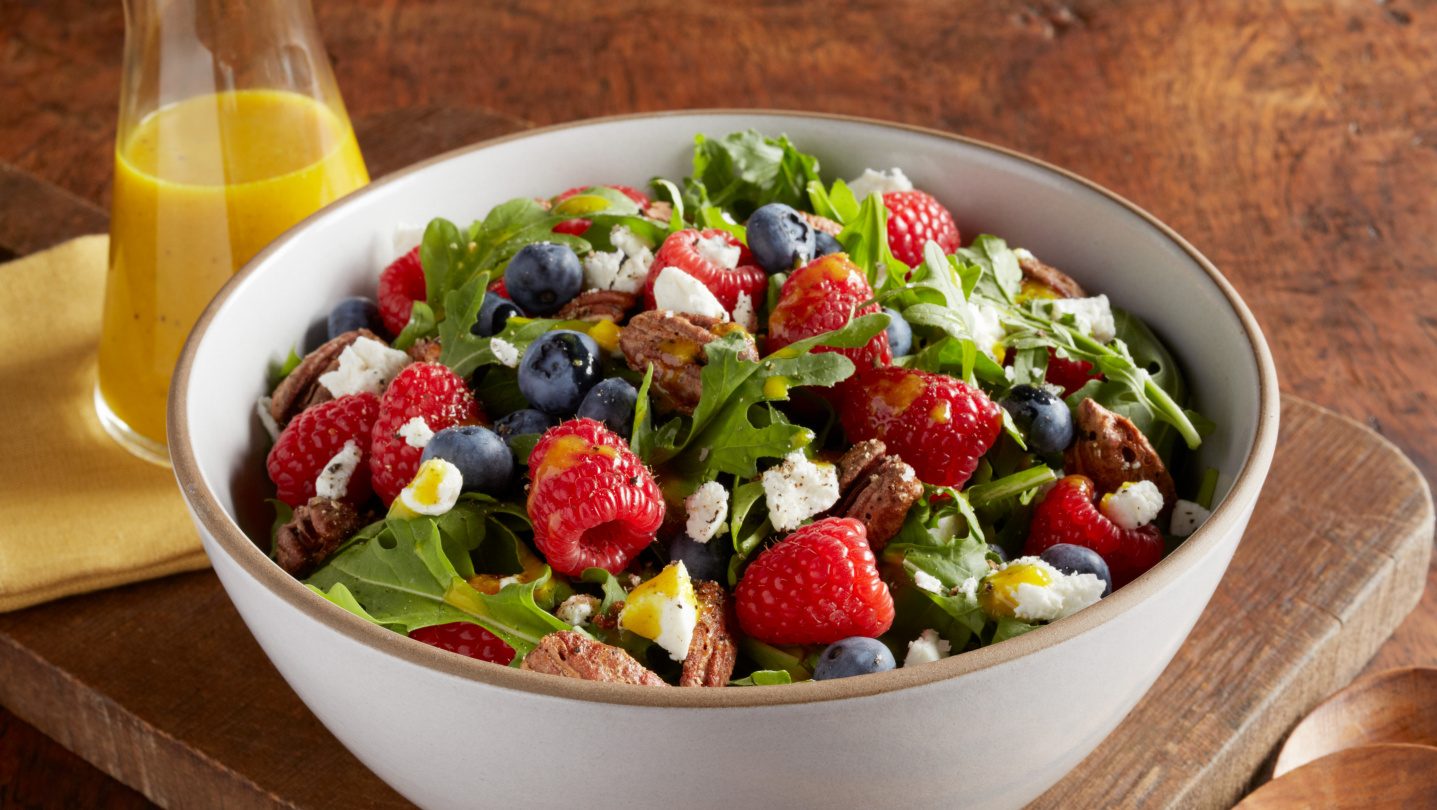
[170,112,1279,809]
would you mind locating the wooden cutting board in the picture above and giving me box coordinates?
[0,396,1428,809]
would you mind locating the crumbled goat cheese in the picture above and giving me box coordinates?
[1045,295,1116,344]
[1100,480,1165,530]
[652,266,728,320]
[904,629,952,667]
[732,291,757,331]
[685,481,729,543]
[490,336,521,368]
[319,336,411,398]
[1170,499,1213,538]
[958,576,979,600]
[913,569,945,594]
[314,439,362,500]
[694,233,740,269]
[967,299,1007,358]
[581,225,653,294]
[398,459,463,516]
[1005,556,1106,622]
[556,595,599,627]
[256,396,280,442]
[846,167,914,200]
[397,416,434,449]
[761,451,840,531]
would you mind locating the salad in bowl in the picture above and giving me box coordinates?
[258,130,1216,688]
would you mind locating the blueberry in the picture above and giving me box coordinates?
[745,203,817,274]
[326,296,382,340]
[1040,543,1113,597]
[420,426,514,494]
[517,330,602,415]
[493,408,556,446]
[667,532,730,583]
[1001,384,1075,454]
[813,637,896,680]
[576,378,638,440]
[883,307,913,356]
[471,293,524,337]
[504,243,583,315]
[814,231,843,258]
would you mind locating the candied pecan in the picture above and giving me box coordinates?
[1066,399,1177,510]
[556,289,637,323]
[406,337,442,363]
[274,496,361,578]
[644,200,674,223]
[680,580,738,687]
[1018,253,1087,299]
[592,600,624,632]
[269,329,382,428]
[802,211,844,236]
[836,439,889,492]
[836,456,924,551]
[619,311,758,414]
[521,631,669,686]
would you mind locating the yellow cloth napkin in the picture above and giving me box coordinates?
[0,236,208,612]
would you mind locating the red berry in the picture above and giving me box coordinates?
[377,247,426,336]
[266,393,380,508]
[734,518,894,645]
[1045,349,1102,397]
[370,363,483,505]
[837,366,1002,488]
[488,277,509,299]
[643,228,766,314]
[882,190,961,268]
[551,185,653,237]
[552,218,591,236]
[1024,475,1164,588]
[526,419,664,576]
[767,253,891,372]
[409,622,515,665]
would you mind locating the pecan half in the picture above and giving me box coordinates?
[644,200,674,223]
[521,631,669,686]
[802,211,844,236]
[406,337,442,363]
[269,329,382,428]
[1066,399,1176,510]
[274,496,361,578]
[836,439,889,491]
[680,580,738,687]
[619,311,758,414]
[1018,253,1087,299]
[832,441,924,551]
[556,289,637,323]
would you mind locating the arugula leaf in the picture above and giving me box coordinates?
[269,346,304,387]
[696,206,747,242]
[730,670,793,687]
[959,235,1023,304]
[580,568,629,613]
[650,178,688,230]
[837,193,909,290]
[682,131,822,220]
[739,637,813,681]
[436,274,490,376]
[883,490,999,651]
[391,301,435,351]
[805,178,861,225]
[991,617,1038,644]
[629,365,656,460]
[967,466,1058,511]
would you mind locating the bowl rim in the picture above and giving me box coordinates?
[169,109,1280,709]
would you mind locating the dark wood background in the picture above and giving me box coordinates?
[2,0,1434,806]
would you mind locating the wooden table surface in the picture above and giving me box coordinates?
[1,0,1434,806]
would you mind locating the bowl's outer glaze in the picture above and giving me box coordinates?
[172,112,1279,809]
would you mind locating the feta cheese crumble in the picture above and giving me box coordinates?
[318,336,411,398]
[732,291,757,331]
[694,233,741,269]
[1044,295,1116,344]
[903,628,952,667]
[652,266,728,321]
[1170,499,1213,537]
[967,299,1007,358]
[397,458,463,517]
[490,336,521,368]
[684,481,729,543]
[760,451,840,531]
[256,396,280,442]
[556,594,599,628]
[958,576,979,600]
[913,569,945,594]
[1100,480,1165,530]
[581,225,653,294]
[397,416,434,450]
[1004,556,1106,622]
[314,439,361,500]
[846,167,914,200]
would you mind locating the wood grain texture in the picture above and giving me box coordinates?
[1235,744,1437,809]
[1272,666,1437,776]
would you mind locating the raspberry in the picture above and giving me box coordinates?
[837,366,1002,487]
[1024,475,1164,587]
[882,190,961,268]
[370,363,483,505]
[1045,349,1103,397]
[409,622,515,665]
[767,253,891,372]
[734,518,894,645]
[266,393,379,508]
[552,185,653,237]
[488,277,509,300]
[377,247,426,336]
[526,419,664,576]
[643,228,765,314]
